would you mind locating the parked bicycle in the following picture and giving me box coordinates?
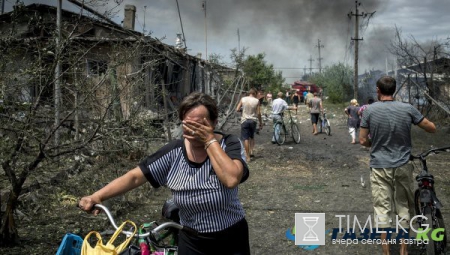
[89,202,192,255]
[410,146,450,255]
[317,111,331,136]
[273,110,301,145]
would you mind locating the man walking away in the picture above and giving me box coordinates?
[236,88,262,162]
[308,92,323,135]
[271,92,297,143]
[359,76,436,255]
[285,90,291,105]
[291,91,300,114]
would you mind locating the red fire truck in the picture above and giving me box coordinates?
[291,81,321,102]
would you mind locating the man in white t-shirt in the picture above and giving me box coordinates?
[236,88,262,161]
[271,92,297,143]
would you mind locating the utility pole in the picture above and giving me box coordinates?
[143,6,146,34]
[385,57,388,75]
[348,1,366,100]
[237,28,240,54]
[202,1,207,61]
[1,0,5,14]
[316,39,324,73]
[308,55,314,76]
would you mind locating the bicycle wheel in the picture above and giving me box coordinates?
[325,120,331,136]
[423,207,436,255]
[414,190,421,215]
[435,215,447,254]
[429,208,447,254]
[274,123,286,145]
[317,118,323,133]
[291,123,301,144]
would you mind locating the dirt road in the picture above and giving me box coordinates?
[234,104,450,255]
[1,104,449,255]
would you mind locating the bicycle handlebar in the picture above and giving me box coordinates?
[410,146,450,161]
[94,204,184,238]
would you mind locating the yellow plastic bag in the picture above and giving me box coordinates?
[81,220,137,255]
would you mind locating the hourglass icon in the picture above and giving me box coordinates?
[302,216,319,241]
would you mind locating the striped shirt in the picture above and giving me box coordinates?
[360,101,424,168]
[139,132,249,233]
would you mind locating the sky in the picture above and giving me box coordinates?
[3,0,450,84]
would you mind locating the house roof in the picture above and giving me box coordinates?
[0,3,138,38]
[0,3,237,70]
[359,57,450,81]
[405,57,450,74]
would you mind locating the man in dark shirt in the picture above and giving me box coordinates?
[308,92,323,135]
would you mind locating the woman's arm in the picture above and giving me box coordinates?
[184,118,245,189]
[78,167,147,214]
[207,141,245,189]
[344,107,350,117]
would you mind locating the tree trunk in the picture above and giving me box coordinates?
[0,190,19,246]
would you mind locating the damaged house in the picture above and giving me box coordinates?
[358,58,450,115]
[0,3,235,129]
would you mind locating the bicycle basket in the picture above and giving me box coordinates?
[56,233,83,255]
[162,199,180,223]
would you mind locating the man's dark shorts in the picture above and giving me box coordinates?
[310,113,320,124]
[241,120,257,140]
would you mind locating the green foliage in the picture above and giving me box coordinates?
[208,53,225,66]
[309,63,354,103]
[241,53,284,91]
[230,47,246,71]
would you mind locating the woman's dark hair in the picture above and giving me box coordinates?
[376,76,396,95]
[178,92,218,122]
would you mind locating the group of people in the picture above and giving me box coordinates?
[78,76,436,255]
[266,90,301,110]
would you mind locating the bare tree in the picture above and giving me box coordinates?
[389,26,448,101]
[0,3,166,245]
